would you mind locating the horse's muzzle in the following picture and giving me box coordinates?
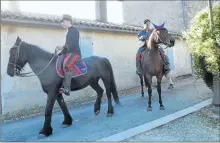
[169,39,175,47]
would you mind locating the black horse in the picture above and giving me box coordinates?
[7,36,120,137]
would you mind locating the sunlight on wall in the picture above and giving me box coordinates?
[107,1,123,24]
[1,1,9,10]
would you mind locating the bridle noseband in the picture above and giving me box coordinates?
[8,41,25,76]
[9,40,56,77]
[154,28,170,49]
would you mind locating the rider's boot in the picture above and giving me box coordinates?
[160,54,174,89]
[136,58,142,75]
[59,71,73,96]
[164,72,174,89]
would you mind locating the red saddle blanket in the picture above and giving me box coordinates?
[56,56,88,78]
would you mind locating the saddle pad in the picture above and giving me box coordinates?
[56,56,88,78]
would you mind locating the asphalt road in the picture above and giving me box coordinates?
[1,78,212,141]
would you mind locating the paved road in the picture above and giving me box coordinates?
[125,106,220,142]
[1,77,212,141]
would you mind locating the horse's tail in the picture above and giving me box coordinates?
[102,58,120,104]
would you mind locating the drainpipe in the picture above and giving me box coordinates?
[180,0,187,29]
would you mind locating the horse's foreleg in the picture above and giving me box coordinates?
[157,80,165,110]
[157,75,165,110]
[139,75,144,97]
[90,80,104,115]
[39,91,56,137]
[57,93,73,127]
[144,75,152,111]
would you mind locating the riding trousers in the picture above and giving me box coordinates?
[136,46,169,62]
[136,47,145,60]
[63,53,81,72]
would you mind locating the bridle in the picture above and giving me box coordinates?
[154,28,171,49]
[8,41,56,77]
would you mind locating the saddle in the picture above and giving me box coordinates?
[56,55,88,78]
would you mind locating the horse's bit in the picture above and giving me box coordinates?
[8,41,56,77]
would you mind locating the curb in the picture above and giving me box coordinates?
[96,98,212,142]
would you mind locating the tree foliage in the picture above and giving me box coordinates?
[183,3,220,86]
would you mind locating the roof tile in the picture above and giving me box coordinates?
[1,10,182,37]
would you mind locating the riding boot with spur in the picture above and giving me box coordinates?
[59,71,73,96]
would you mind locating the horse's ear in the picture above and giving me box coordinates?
[153,22,165,29]
[15,36,21,44]
[16,36,21,41]
[152,23,158,28]
[160,22,165,28]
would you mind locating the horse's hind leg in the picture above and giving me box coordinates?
[57,93,73,127]
[139,75,144,97]
[144,75,153,111]
[90,79,104,115]
[156,75,165,110]
[102,78,114,117]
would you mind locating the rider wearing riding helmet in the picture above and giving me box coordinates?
[136,19,174,89]
[56,14,82,96]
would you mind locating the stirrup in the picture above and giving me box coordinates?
[59,88,70,96]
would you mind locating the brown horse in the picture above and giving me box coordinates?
[139,27,175,111]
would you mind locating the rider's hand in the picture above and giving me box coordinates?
[56,46,64,50]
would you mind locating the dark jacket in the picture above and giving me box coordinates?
[60,26,81,56]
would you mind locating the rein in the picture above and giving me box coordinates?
[151,29,169,50]
[9,41,57,77]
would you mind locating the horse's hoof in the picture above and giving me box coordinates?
[160,106,165,110]
[106,113,113,117]
[61,124,71,128]
[168,84,174,89]
[115,100,120,105]
[147,107,152,111]
[38,134,47,139]
[95,110,100,115]
[39,126,52,138]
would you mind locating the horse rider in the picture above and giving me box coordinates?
[136,19,153,75]
[56,14,82,96]
[136,19,174,89]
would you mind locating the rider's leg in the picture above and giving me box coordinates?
[60,54,81,96]
[164,72,174,89]
[136,47,145,75]
[163,55,174,89]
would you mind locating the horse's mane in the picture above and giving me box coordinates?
[147,30,157,49]
[23,41,54,60]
